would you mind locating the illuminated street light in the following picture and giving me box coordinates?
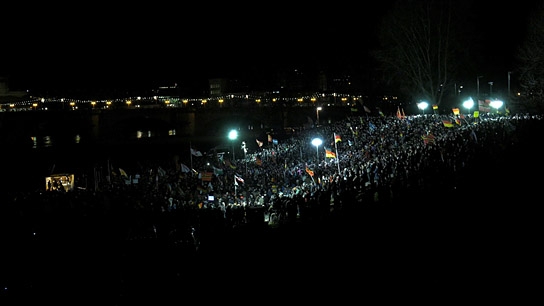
[311,137,322,161]
[417,101,429,115]
[463,98,475,115]
[490,99,503,114]
[228,129,238,160]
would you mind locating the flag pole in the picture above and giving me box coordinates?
[334,134,341,173]
[234,175,237,204]
[190,141,193,170]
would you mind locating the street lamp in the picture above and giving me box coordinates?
[311,137,322,161]
[316,106,322,125]
[463,97,475,116]
[507,71,512,109]
[477,75,483,101]
[490,99,503,114]
[228,129,238,160]
[417,101,429,115]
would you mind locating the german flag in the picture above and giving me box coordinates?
[442,120,454,128]
[201,171,213,182]
[422,133,436,145]
[305,167,314,177]
[325,149,336,158]
[334,133,342,143]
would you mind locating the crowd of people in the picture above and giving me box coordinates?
[1,110,541,301]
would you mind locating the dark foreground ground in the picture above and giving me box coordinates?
[1,177,540,305]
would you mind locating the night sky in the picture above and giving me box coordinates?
[0,1,539,96]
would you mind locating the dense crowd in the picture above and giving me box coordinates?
[1,111,541,301]
[2,113,540,241]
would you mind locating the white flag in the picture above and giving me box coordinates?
[180,163,191,173]
[235,175,244,184]
[191,148,203,157]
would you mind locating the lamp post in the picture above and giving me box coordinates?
[316,106,322,125]
[507,71,511,109]
[311,138,322,162]
[228,129,238,160]
[477,75,483,101]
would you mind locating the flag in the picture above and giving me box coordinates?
[157,166,166,177]
[234,174,245,184]
[201,171,213,182]
[325,149,336,158]
[213,166,224,176]
[442,120,454,128]
[256,139,263,147]
[268,134,273,143]
[422,133,436,145]
[452,108,460,116]
[224,159,237,169]
[305,167,314,177]
[191,148,203,157]
[363,105,371,113]
[396,107,404,119]
[179,163,191,173]
[119,168,128,177]
[334,133,342,143]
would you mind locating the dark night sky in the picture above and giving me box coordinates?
[0,1,539,96]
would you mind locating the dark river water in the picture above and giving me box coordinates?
[0,134,223,194]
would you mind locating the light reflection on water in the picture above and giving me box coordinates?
[28,128,177,149]
[31,135,81,149]
[1,132,221,194]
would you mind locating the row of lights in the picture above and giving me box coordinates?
[417,98,505,114]
[2,93,370,110]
